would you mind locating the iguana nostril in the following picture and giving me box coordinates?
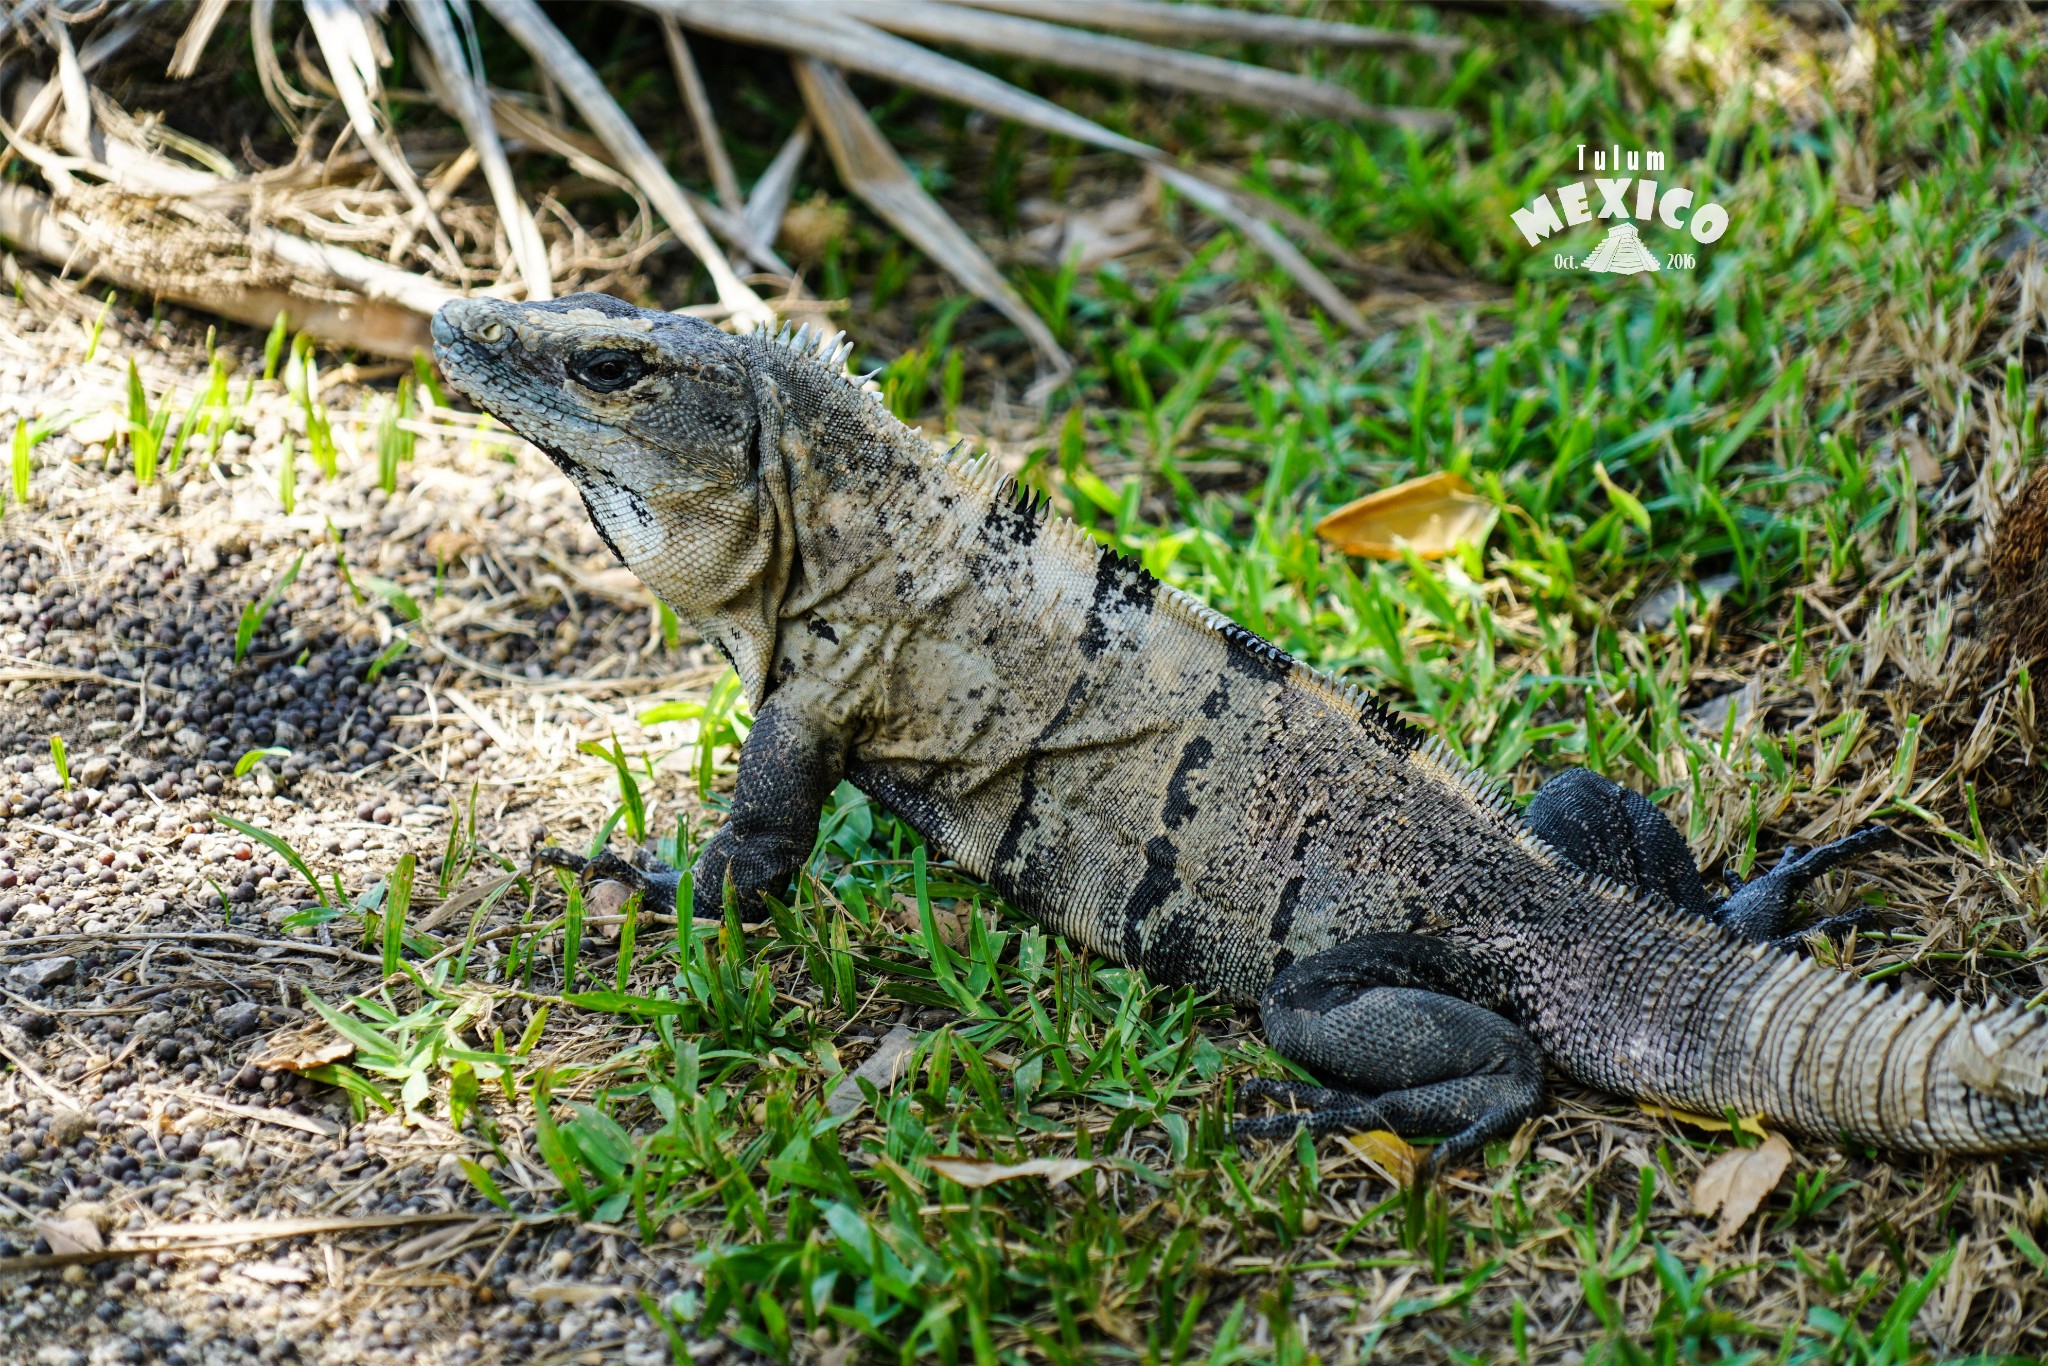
[477,321,505,343]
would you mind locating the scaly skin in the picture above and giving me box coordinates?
[432,293,2048,1166]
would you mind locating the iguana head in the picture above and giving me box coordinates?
[431,293,801,698]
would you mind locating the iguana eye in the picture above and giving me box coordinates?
[570,350,649,393]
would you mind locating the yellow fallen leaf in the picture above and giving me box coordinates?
[1314,472,1494,561]
[1639,1102,1768,1138]
[924,1155,1095,1189]
[1691,1132,1793,1246]
[1338,1129,1419,1186]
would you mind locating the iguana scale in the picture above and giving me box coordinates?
[431,294,2048,1170]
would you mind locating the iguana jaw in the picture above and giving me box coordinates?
[432,294,790,695]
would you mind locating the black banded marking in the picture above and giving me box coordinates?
[1162,736,1212,830]
[989,676,1090,880]
[1120,833,1180,971]
[1078,551,1159,659]
[1218,621,1293,681]
[1268,811,1330,950]
[804,617,839,643]
[573,486,627,565]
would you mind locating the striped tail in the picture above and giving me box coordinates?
[1581,932,2048,1153]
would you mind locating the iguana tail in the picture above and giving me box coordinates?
[1570,930,2048,1153]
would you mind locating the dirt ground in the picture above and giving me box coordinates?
[0,284,756,1365]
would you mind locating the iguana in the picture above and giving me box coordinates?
[431,293,2048,1171]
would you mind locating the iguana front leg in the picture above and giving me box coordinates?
[1237,934,1545,1175]
[1524,767,1891,944]
[541,685,848,919]
[690,688,848,919]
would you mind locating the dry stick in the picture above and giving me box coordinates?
[0,1036,81,1112]
[0,184,439,358]
[838,0,1405,124]
[660,16,744,213]
[941,0,1466,54]
[0,1211,546,1275]
[167,1088,342,1139]
[405,0,554,300]
[0,930,380,968]
[660,0,1372,337]
[744,119,812,254]
[480,0,772,328]
[302,0,465,272]
[794,57,1068,374]
[167,0,234,78]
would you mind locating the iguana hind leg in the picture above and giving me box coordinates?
[1525,767,1892,944]
[1238,935,1543,1174]
[1524,767,1714,915]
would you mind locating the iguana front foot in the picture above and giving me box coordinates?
[1236,935,1545,1178]
[532,844,689,915]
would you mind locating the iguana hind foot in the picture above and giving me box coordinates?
[1526,767,1892,943]
[1715,825,1895,941]
[1238,936,1544,1174]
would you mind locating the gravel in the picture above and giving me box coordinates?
[0,295,729,1364]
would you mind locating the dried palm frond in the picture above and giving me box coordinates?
[0,0,1477,366]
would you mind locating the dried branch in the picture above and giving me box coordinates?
[479,0,775,327]
[659,15,743,213]
[795,56,1065,372]
[839,0,1430,127]
[941,0,1466,55]
[405,0,554,299]
[0,182,446,357]
[167,0,232,79]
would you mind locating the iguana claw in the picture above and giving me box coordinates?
[531,845,688,912]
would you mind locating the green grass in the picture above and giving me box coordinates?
[285,4,2048,1362]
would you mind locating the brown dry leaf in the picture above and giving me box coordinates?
[34,1217,103,1256]
[1639,1102,1769,1138]
[1339,1130,1420,1185]
[1901,429,1942,486]
[425,530,479,564]
[889,893,970,950]
[925,1154,1096,1189]
[1315,472,1495,561]
[824,1024,919,1117]
[1023,191,1156,271]
[248,1023,355,1074]
[1691,1133,1794,1245]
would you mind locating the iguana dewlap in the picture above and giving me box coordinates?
[432,293,2048,1169]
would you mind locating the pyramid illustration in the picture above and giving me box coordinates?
[1582,221,1661,275]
